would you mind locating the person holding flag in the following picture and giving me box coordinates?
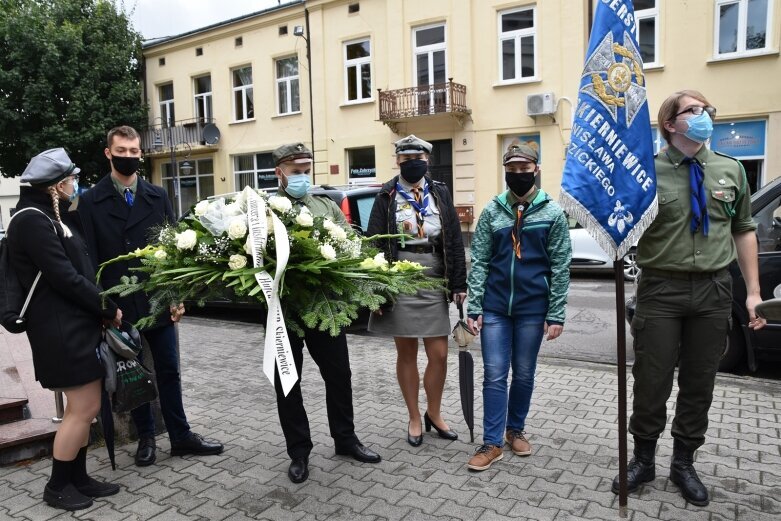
[612,90,765,506]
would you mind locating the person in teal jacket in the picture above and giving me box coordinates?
[466,141,571,471]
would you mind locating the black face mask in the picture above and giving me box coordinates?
[111,155,141,177]
[399,159,427,184]
[505,171,536,197]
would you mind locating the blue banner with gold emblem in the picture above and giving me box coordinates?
[560,0,657,260]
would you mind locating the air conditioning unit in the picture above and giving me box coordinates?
[526,92,556,117]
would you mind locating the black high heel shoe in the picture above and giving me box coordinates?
[424,412,458,441]
[407,422,423,447]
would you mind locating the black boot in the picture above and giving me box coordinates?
[43,458,93,511]
[611,438,656,494]
[71,447,120,498]
[669,439,709,506]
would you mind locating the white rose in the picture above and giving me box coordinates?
[295,207,314,227]
[227,217,248,240]
[194,200,210,216]
[269,195,292,213]
[319,244,337,260]
[175,229,198,250]
[328,226,347,241]
[228,254,248,270]
[154,249,167,260]
[323,218,336,231]
[373,252,389,268]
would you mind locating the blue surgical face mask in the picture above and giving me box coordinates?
[684,112,713,143]
[69,180,79,201]
[284,173,310,199]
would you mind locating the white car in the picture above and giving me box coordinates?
[567,217,639,281]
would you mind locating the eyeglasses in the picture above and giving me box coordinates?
[675,105,716,119]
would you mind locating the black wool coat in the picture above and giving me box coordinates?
[78,174,176,329]
[8,187,118,389]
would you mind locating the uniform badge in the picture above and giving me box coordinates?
[718,179,726,185]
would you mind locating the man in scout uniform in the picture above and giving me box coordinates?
[270,143,381,485]
[612,90,765,506]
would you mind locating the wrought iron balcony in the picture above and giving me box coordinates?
[140,118,218,154]
[378,79,471,132]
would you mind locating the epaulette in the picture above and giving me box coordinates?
[713,150,740,163]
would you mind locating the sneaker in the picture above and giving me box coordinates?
[467,445,503,471]
[505,429,531,456]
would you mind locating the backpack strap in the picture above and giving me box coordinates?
[6,208,57,321]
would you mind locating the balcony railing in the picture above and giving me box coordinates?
[140,118,217,153]
[378,79,470,126]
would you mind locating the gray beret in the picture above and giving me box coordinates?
[272,143,313,166]
[394,134,432,155]
[20,148,81,186]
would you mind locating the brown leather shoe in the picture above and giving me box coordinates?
[467,445,503,471]
[505,429,531,456]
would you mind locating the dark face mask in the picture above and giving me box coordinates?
[505,171,536,197]
[111,155,141,177]
[399,159,427,184]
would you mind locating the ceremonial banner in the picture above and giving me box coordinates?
[560,0,657,259]
[246,190,298,396]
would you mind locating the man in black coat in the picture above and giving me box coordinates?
[79,125,223,466]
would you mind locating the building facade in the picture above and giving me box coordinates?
[140,0,781,221]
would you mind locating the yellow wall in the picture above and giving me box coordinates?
[142,0,781,217]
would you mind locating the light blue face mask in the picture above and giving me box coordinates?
[68,180,79,201]
[284,173,310,199]
[684,112,713,143]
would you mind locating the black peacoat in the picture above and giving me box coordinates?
[8,187,118,389]
[78,174,176,329]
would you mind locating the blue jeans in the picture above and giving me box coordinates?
[480,312,544,447]
[131,324,191,442]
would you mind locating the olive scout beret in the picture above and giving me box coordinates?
[394,134,433,155]
[20,148,81,186]
[272,143,313,166]
[503,142,539,165]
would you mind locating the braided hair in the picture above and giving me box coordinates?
[46,185,73,238]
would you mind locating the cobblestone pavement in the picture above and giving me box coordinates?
[1,317,779,520]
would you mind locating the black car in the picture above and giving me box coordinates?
[626,176,781,373]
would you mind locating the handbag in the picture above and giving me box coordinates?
[99,322,157,413]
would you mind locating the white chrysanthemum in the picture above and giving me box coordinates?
[269,195,292,213]
[228,254,248,270]
[295,207,314,227]
[154,249,167,260]
[194,200,210,216]
[175,229,197,250]
[319,244,337,260]
[323,218,337,231]
[328,225,347,241]
[373,252,389,268]
[227,217,248,240]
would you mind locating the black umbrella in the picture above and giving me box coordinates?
[452,302,476,442]
[99,387,116,470]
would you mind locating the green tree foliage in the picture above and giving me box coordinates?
[0,0,147,182]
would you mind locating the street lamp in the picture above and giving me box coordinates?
[294,8,315,160]
[152,119,191,217]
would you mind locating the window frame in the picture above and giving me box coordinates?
[343,38,373,104]
[233,152,277,191]
[634,1,660,67]
[412,22,448,88]
[161,158,215,218]
[158,83,175,127]
[193,74,213,122]
[713,0,774,59]
[496,6,538,84]
[231,65,254,122]
[276,56,301,116]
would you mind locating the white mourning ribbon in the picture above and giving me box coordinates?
[246,190,298,396]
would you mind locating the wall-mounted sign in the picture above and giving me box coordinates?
[711,120,766,158]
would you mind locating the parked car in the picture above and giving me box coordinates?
[626,176,781,373]
[567,216,640,281]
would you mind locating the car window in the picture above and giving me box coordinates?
[754,195,781,252]
[351,194,376,233]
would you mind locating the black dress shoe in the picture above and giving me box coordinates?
[288,457,309,484]
[335,443,381,463]
[170,432,224,456]
[407,422,423,447]
[75,477,120,498]
[43,483,93,511]
[135,436,157,467]
[424,412,458,441]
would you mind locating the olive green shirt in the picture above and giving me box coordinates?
[278,190,351,232]
[111,175,137,197]
[637,145,756,272]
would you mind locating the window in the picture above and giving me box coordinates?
[633,0,659,65]
[158,57,165,66]
[234,153,277,191]
[159,83,175,127]
[162,159,214,217]
[715,0,773,57]
[232,66,254,121]
[348,147,376,180]
[193,75,212,122]
[498,7,536,82]
[276,57,300,115]
[235,36,243,47]
[195,47,203,56]
[344,39,372,102]
[413,24,447,114]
